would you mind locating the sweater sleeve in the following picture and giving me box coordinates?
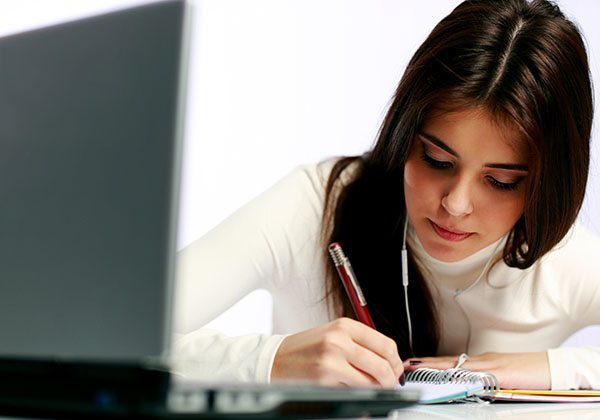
[170,329,287,382]
[545,224,600,390]
[547,347,600,390]
[169,163,330,382]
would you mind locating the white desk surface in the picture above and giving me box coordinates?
[390,402,600,419]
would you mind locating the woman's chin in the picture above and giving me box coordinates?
[420,237,477,262]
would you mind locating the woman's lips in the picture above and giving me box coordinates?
[429,219,474,242]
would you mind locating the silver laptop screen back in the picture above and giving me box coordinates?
[0,0,187,360]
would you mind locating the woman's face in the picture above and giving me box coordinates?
[404,107,529,262]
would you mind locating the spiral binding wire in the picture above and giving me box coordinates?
[405,368,500,391]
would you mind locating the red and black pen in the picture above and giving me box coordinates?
[328,242,376,329]
[328,242,406,386]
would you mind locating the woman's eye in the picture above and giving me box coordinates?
[420,152,453,169]
[487,176,520,191]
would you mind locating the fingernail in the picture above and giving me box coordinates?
[410,361,422,366]
[399,373,406,386]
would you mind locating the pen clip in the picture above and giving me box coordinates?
[344,261,367,306]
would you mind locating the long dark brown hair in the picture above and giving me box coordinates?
[321,0,593,359]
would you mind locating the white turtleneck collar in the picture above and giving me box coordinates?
[406,221,507,292]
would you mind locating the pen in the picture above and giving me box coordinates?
[328,242,376,329]
[328,242,406,386]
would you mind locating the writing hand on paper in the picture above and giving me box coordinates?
[271,317,404,388]
[403,352,551,389]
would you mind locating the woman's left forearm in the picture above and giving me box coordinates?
[403,351,551,390]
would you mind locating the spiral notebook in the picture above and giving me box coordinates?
[401,367,499,404]
[402,368,600,404]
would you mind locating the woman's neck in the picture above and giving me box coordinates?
[406,223,507,292]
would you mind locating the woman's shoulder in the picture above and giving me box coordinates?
[289,157,362,197]
[541,222,600,273]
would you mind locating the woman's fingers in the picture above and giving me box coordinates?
[404,354,502,371]
[305,347,379,388]
[345,340,399,388]
[330,360,380,388]
[271,317,404,388]
[334,318,404,380]
[403,356,459,370]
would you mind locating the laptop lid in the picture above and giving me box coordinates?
[0,0,189,360]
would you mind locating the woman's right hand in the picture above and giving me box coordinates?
[270,317,404,388]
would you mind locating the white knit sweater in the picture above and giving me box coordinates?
[171,160,600,390]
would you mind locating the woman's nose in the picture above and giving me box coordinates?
[441,179,474,217]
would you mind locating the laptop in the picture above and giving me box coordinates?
[0,0,187,362]
[0,1,418,417]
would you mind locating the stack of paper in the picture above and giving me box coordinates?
[490,389,600,402]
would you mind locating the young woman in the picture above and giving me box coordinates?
[172,0,599,390]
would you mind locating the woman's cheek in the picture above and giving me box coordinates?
[404,159,421,190]
[404,160,436,213]
[405,160,441,192]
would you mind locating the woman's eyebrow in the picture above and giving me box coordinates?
[418,131,529,172]
[418,132,458,157]
[485,163,529,171]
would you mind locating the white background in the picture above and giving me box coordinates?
[2,0,598,345]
